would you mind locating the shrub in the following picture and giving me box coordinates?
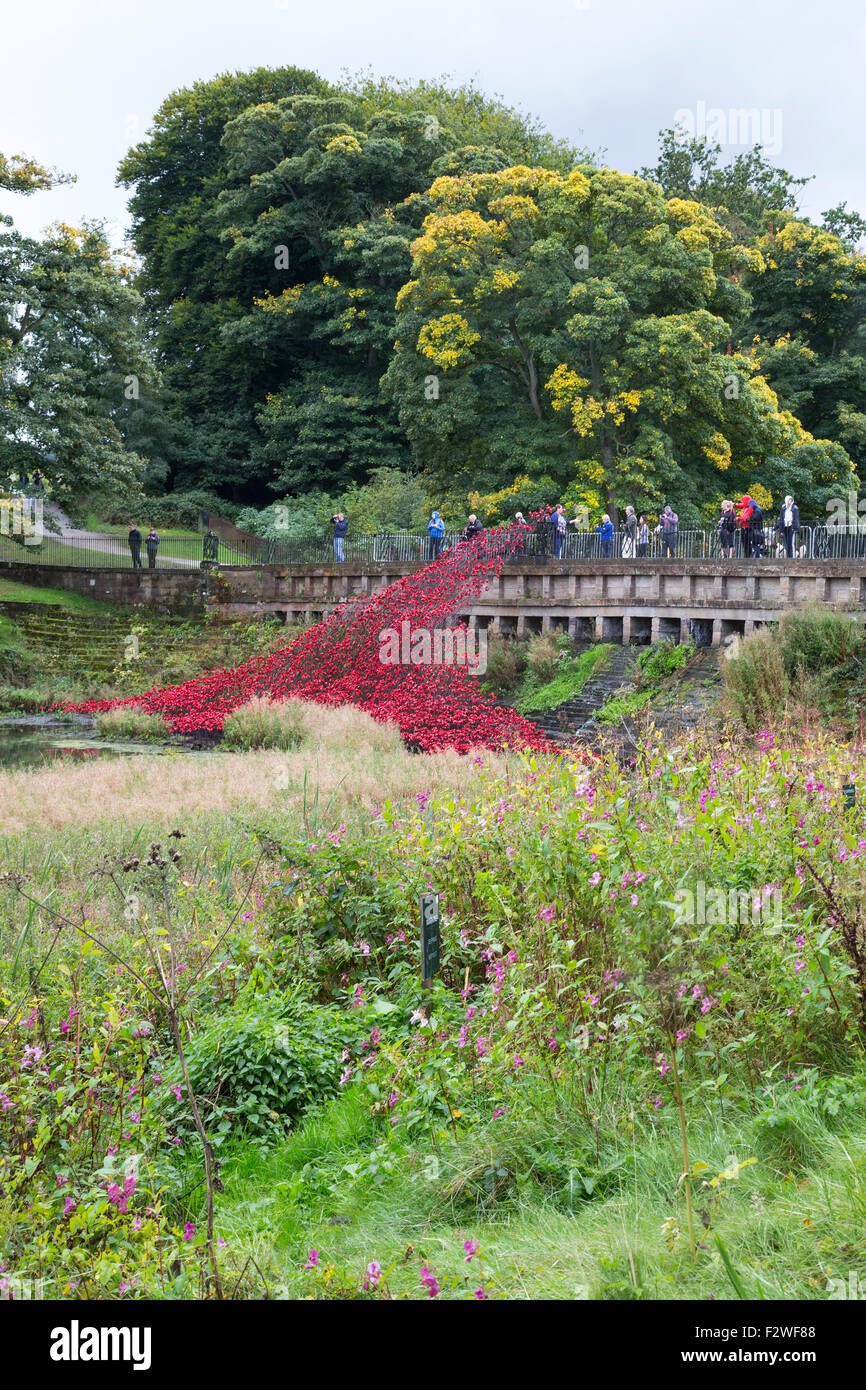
[722,628,788,731]
[96,706,170,741]
[777,604,864,677]
[634,640,694,689]
[0,621,37,686]
[160,991,369,1142]
[483,633,528,694]
[104,490,239,529]
[222,696,306,750]
[525,633,568,686]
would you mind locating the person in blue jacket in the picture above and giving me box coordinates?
[596,513,614,558]
[427,509,446,560]
[331,512,348,562]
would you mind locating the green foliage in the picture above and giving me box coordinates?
[160,989,369,1142]
[640,129,812,243]
[634,639,694,688]
[481,632,528,694]
[236,468,432,541]
[724,606,866,732]
[221,696,306,751]
[118,69,586,501]
[592,640,694,723]
[0,219,155,516]
[3,728,866,1298]
[778,605,864,676]
[96,707,169,742]
[515,643,612,714]
[593,688,653,725]
[386,164,850,522]
[0,615,37,685]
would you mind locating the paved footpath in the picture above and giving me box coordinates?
[44,505,201,568]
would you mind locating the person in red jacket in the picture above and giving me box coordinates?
[737,496,753,557]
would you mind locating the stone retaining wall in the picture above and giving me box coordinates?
[2,558,863,644]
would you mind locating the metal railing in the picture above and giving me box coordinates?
[2,523,866,569]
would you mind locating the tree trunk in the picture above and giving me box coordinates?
[602,442,618,528]
[509,316,543,420]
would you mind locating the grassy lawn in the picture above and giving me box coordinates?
[83,517,202,538]
[0,576,112,612]
[0,536,246,568]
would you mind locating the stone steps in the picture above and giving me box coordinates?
[0,602,229,675]
[521,647,637,736]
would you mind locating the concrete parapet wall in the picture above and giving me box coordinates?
[1,558,863,642]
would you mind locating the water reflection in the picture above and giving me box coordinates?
[0,718,187,769]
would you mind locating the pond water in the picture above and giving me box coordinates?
[0,719,217,770]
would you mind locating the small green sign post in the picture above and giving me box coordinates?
[420,893,440,988]
[843,782,856,810]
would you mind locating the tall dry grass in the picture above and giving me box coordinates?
[0,704,516,839]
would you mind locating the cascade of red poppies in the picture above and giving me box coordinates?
[66,528,553,753]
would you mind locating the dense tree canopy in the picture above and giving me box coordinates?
[3,75,864,526]
[117,68,586,501]
[386,165,853,524]
[0,217,154,515]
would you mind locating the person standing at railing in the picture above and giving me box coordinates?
[622,506,638,559]
[737,495,765,558]
[146,527,160,569]
[509,511,530,556]
[128,524,142,570]
[464,513,484,542]
[427,509,446,560]
[637,514,649,558]
[534,507,554,558]
[718,500,736,558]
[656,505,678,558]
[596,513,614,558]
[776,495,800,558]
[553,504,568,558]
[331,512,348,562]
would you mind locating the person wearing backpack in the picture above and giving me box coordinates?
[718,500,736,558]
[737,496,753,556]
[748,497,765,558]
[145,527,160,569]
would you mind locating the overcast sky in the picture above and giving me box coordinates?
[2,0,863,244]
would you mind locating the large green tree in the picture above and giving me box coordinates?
[118,68,587,500]
[643,129,866,504]
[741,216,866,488]
[640,128,811,244]
[386,165,853,524]
[0,217,153,515]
